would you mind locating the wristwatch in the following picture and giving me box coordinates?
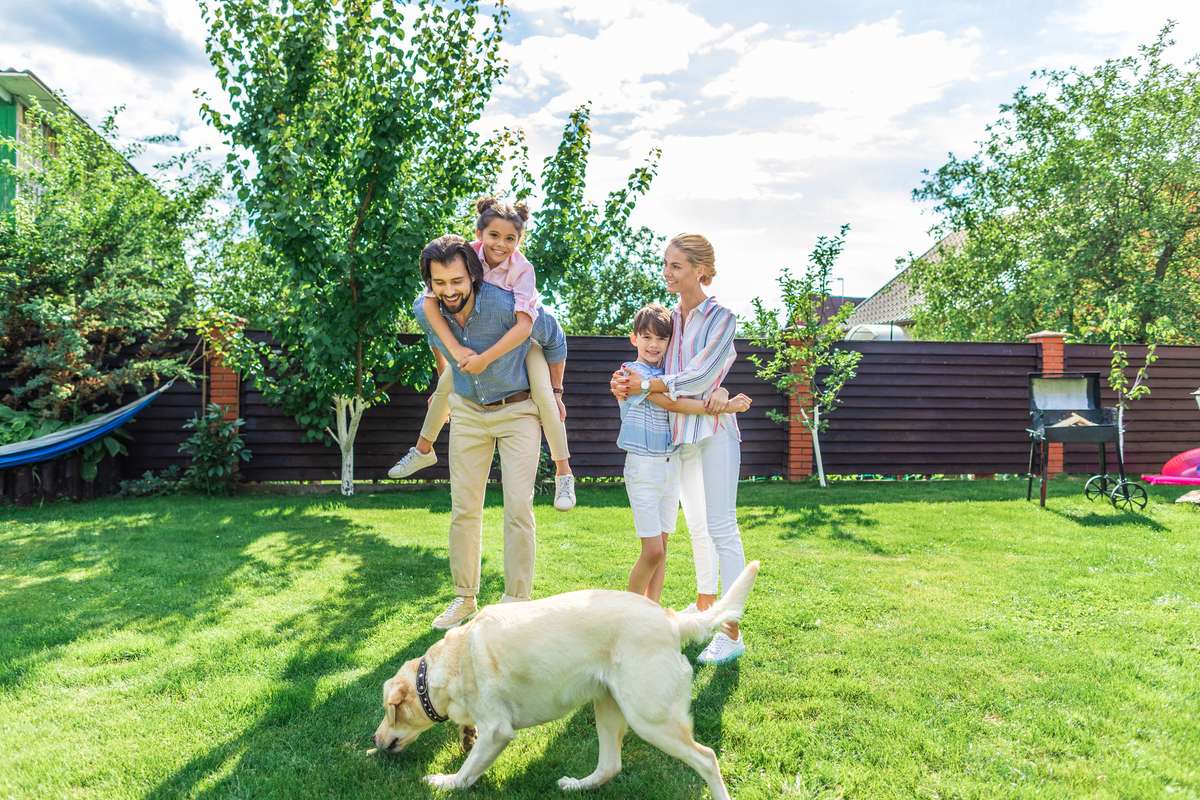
[640,378,651,394]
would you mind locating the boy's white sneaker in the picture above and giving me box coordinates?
[388,447,437,479]
[553,474,577,511]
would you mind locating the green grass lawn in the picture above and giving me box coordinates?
[1,479,1198,799]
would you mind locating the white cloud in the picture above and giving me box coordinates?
[704,17,983,124]
[1049,0,1200,58]
[501,0,730,128]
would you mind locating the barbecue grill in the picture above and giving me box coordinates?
[1025,372,1146,510]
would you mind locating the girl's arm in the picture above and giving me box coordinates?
[423,295,473,362]
[460,311,533,375]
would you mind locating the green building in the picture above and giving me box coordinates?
[0,69,78,212]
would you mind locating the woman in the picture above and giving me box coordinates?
[611,233,749,665]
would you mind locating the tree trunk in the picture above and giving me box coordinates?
[812,404,827,488]
[329,394,368,496]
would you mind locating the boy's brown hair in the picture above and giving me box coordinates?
[632,303,673,339]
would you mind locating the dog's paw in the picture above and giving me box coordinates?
[557,776,587,791]
[424,773,462,791]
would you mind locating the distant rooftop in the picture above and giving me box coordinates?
[845,229,966,327]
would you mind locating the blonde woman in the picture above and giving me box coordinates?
[611,234,750,664]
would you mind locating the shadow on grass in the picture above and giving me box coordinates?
[1045,506,1169,532]
[741,503,890,554]
[0,498,437,693]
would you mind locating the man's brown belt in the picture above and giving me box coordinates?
[477,390,531,409]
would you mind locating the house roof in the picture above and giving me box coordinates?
[818,295,864,324]
[845,229,966,326]
[0,69,75,121]
[0,69,143,179]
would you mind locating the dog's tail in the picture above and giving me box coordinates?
[672,561,760,646]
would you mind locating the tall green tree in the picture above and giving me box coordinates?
[911,24,1200,343]
[518,105,669,335]
[0,104,214,423]
[198,0,509,494]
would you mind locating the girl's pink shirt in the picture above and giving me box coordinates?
[423,241,541,322]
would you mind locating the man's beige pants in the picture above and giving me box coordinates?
[447,393,541,600]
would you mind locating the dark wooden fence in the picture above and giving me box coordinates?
[5,336,1199,502]
[819,341,1040,475]
[1063,344,1200,475]
[237,335,788,482]
[816,341,1200,477]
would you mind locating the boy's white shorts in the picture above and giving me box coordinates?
[623,451,681,538]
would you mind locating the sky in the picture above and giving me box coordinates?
[3,0,1200,316]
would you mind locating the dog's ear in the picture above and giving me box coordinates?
[460,725,477,753]
[386,681,411,708]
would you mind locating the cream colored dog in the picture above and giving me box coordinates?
[373,562,760,798]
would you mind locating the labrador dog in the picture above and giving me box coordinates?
[373,562,759,798]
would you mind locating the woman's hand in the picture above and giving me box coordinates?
[704,386,730,413]
[722,393,752,413]
[555,396,567,422]
[610,368,632,400]
[459,353,490,375]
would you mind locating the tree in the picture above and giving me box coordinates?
[517,105,670,335]
[745,225,861,488]
[198,0,509,494]
[0,103,214,424]
[911,24,1200,343]
[1100,298,1177,459]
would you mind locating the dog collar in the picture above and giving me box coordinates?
[416,658,448,723]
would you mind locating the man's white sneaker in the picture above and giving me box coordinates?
[431,596,477,630]
[696,632,745,665]
[387,447,437,479]
[553,474,577,511]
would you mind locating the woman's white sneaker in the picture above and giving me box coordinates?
[388,446,437,479]
[696,632,745,665]
[553,474,577,511]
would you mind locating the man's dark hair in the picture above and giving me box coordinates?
[420,234,484,294]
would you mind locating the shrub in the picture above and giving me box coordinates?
[179,404,251,495]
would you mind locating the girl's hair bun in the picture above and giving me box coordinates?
[513,201,530,222]
[475,196,499,215]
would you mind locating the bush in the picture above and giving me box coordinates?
[179,404,251,495]
[118,465,183,497]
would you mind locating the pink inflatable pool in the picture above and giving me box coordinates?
[1142,447,1200,486]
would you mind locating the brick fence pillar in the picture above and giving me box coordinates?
[1027,330,1067,476]
[202,328,242,423]
[787,353,814,481]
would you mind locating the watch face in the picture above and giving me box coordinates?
[641,379,651,392]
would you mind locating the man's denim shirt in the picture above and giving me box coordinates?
[413,282,567,405]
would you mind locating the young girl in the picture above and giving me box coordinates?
[388,197,576,511]
[616,303,751,603]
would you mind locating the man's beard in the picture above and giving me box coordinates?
[437,285,472,315]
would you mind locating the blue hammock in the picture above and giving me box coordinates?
[0,380,176,469]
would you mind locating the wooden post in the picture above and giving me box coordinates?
[64,453,82,500]
[1027,331,1068,477]
[14,465,33,506]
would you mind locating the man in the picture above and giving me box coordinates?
[413,234,568,630]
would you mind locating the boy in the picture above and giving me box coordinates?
[617,304,751,603]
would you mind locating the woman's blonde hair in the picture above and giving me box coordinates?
[667,233,716,285]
